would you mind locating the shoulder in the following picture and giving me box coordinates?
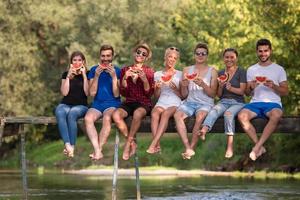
[209,66,218,75]
[143,65,155,73]
[175,69,182,75]
[237,67,246,74]
[154,70,162,75]
[271,63,285,71]
[89,65,98,71]
[247,63,259,72]
[113,65,121,71]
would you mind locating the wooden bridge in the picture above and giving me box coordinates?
[0,116,299,200]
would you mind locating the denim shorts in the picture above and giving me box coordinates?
[243,102,282,118]
[177,101,212,117]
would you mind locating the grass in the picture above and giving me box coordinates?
[1,132,300,175]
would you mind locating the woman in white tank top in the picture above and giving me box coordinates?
[146,47,183,154]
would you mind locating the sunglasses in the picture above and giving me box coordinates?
[168,47,179,52]
[136,49,148,57]
[195,51,208,56]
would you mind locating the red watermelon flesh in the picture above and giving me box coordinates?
[100,63,109,69]
[161,74,173,83]
[218,73,229,82]
[130,66,139,74]
[256,76,267,83]
[185,72,198,80]
[72,63,82,69]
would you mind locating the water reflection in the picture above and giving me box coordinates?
[0,172,299,200]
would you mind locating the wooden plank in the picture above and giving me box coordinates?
[1,116,299,134]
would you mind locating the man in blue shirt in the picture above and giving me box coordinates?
[84,45,121,160]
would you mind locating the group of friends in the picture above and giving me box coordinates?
[55,38,289,162]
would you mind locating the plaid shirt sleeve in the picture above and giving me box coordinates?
[143,67,154,97]
[119,66,128,97]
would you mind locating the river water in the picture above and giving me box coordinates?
[0,171,299,200]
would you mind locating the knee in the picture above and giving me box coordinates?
[112,111,121,124]
[224,111,233,119]
[174,111,183,121]
[103,115,112,124]
[269,110,282,122]
[84,114,94,124]
[161,111,171,120]
[151,111,160,120]
[133,110,145,121]
[173,111,180,120]
[238,111,249,123]
[55,107,66,117]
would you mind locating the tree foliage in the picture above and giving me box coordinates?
[0,0,299,116]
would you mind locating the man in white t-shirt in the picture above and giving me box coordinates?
[238,39,289,161]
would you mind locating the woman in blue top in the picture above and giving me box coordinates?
[199,48,246,158]
[55,51,89,157]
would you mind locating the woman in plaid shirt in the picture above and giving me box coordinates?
[112,43,154,160]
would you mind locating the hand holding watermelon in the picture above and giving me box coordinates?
[217,73,229,83]
[185,72,198,81]
[160,73,173,84]
[255,76,267,84]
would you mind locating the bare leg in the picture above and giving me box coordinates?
[174,110,194,159]
[252,109,282,157]
[147,107,176,154]
[98,108,115,157]
[84,109,102,160]
[112,108,129,137]
[128,107,147,157]
[112,108,131,160]
[148,107,164,153]
[190,111,208,149]
[225,135,234,158]
[238,109,258,143]
[238,108,265,161]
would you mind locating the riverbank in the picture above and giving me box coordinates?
[1,133,300,173]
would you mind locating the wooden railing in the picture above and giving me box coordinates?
[0,116,300,200]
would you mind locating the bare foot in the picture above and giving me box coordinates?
[146,146,156,154]
[129,141,137,157]
[181,149,195,160]
[198,126,208,141]
[122,143,131,160]
[249,146,266,161]
[90,151,103,160]
[225,150,233,158]
[65,143,74,158]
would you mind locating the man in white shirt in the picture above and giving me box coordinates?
[238,38,289,161]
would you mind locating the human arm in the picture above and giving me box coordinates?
[180,67,189,99]
[169,81,183,99]
[89,65,104,97]
[193,67,218,98]
[80,67,89,96]
[60,68,76,96]
[106,65,119,97]
[153,81,162,99]
[139,67,154,97]
[264,80,289,96]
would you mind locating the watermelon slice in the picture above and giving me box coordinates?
[72,63,82,69]
[256,76,267,83]
[99,63,109,69]
[161,73,173,83]
[130,66,139,74]
[185,72,198,80]
[218,73,229,83]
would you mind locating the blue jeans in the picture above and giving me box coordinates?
[55,104,88,145]
[202,99,244,135]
